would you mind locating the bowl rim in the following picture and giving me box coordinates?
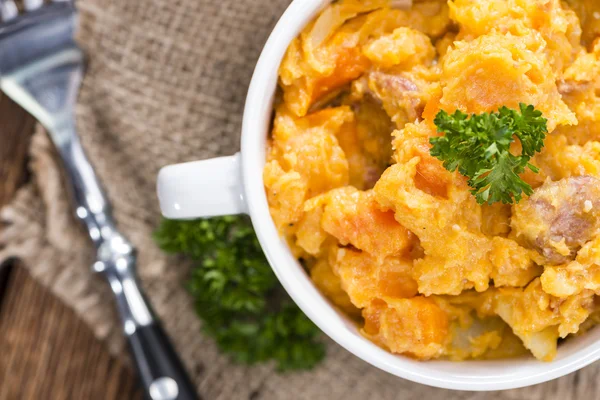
[240,0,600,391]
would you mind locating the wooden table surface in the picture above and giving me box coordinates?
[0,94,143,400]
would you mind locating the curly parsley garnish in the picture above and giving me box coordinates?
[429,103,548,205]
[154,216,325,371]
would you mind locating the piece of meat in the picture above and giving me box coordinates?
[557,79,592,95]
[371,71,419,93]
[366,70,427,127]
[511,176,600,265]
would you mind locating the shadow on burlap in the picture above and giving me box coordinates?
[0,0,598,398]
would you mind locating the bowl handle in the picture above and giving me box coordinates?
[156,153,247,219]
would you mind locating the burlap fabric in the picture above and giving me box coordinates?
[1,1,599,398]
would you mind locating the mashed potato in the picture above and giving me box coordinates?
[264,0,600,361]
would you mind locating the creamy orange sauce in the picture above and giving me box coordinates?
[264,0,600,361]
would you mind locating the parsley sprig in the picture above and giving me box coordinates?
[154,216,325,371]
[429,103,547,204]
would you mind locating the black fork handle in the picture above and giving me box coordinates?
[127,322,201,400]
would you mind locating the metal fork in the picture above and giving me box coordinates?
[0,2,199,399]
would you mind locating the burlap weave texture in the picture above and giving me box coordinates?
[1,1,599,398]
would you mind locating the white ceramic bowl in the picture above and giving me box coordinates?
[156,0,600,391]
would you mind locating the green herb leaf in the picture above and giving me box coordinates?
[153,216,325,371]
[429,103,547,205]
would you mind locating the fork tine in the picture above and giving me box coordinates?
[23,0,44,10]
[0,0,18,21]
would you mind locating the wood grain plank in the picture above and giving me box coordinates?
[0,266,143,400]
[0,92,35,207]
[0,92,35,303]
